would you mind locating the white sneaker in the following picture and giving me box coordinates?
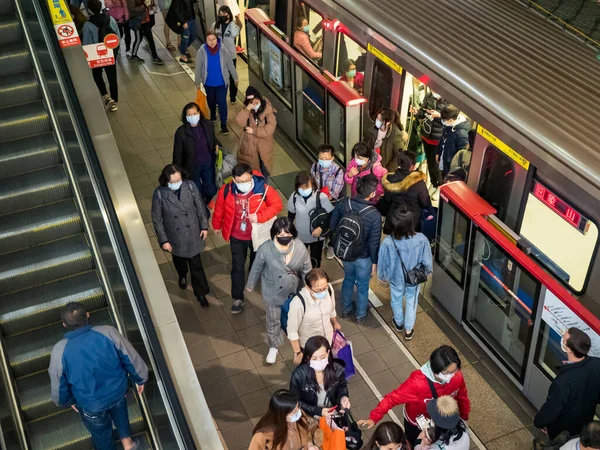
[266,347,278,364]
[325,245,335,260]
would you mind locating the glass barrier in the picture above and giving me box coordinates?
[465,229,539,381]
[246,20,261,77]
[435,200,470,286]
[297,70,325,155]
[261,37,293,108]
[18,0,195,447]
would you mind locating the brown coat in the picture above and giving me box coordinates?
[236,100,277,175]
[248,416,321,450]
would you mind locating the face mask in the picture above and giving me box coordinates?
[276,235,293,246]
[252,102,261,112]
[303,25,310,33]
[310,358,329,372]
[318,159,332,169]
[186,114,200,126]
[312,289,328,300]
[438,372,455,384]
[219,15,228,22]
[168,181,182,191]
[235,180,253,193]
[298,187,312,197]
[346,69,356,78]
[287,409,302,423]
[441,119,451,127]
[355,157,367,166]
[375,119,383,129]
[561,339,569,353]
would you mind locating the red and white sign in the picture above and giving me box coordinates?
[103,33,120,49]
[54,22,80,48]
[82,43,115,68]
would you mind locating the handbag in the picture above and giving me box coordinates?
[332,410,363,450]
[250,186,277,251]
[194,86,210,120]
[319,416,346,450]
[392,240,429,286]
[331,331,355,379]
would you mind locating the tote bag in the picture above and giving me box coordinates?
[331,331,355,379]
[250,186,276,251]
[194,86,211,121]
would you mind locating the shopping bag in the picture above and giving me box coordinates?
[333,410,363,450]
[331,331,355,379]
[319,416,346,450]
[194,87,210,120]
[250,186,276,251]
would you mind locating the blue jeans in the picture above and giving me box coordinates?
[341,257,372,320]
[390,281,421,331]
[193,161,217,204]
[205,84,228,128]
[79,396,130,450]
[179,19,197,56]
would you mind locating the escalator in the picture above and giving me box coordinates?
[0,0,196,447]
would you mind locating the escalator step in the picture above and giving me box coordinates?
[0,165,71,217]
[0,133,60,179]
[0,234,94,296]
[0,271,105,337]
[0,13,20,46]
[0,41,31,77]
[27,394,145,450]
[0,70,40,109]
[17,371,62,421]
[5,308,111,378]
[0,199,82,256]
[0,101,50,144]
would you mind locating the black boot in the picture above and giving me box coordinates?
[198,295,209,307]
[178,277,187,289]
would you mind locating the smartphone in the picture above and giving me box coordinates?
[328,405,338,412]
[416,414,431,431]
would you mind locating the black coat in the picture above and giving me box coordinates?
[166,0,194,32]
[173,121,216,178]
[416,92,447,142]
[534,356,600,440]
[289,360,349,417]
[377,170,432,234]
[436,117,470,174]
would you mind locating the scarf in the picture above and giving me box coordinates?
[206,40,220,56]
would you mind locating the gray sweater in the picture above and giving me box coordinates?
[194,43,238,88]
[246,238,312,305]
[287,191,334,244]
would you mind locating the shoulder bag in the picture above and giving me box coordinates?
[392,239,429,286]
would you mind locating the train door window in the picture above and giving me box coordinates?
[477,146,515,221]
[260,38,293,108]
[296,70,325,155]
[465,230,539,381]
[400,74,427,156]
[368,60,393,120]
[436,200,470,285]
[326,93,346,164]
[292,1,323,66]
[520,181,598,293]
[246,21,261,76]
[335,33,366,96]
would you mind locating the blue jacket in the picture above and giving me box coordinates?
[330,197,382,263]
[49,325,148,412]
[377,234,432,287]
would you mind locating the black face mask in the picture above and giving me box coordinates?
[219,15,229,23]
[276,236,293,246]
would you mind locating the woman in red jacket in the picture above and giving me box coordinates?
[212,163,282,313]
[358,345,470,447]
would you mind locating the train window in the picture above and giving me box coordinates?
[260,38,293,108]
[296,70,325,155]
[435,200,470,286]
[477,146,514,221]
[292,2,323,66]
[326,93,346,164]
[368,60,393,120]
[246,21,261,76]
[401,74,427,157]
[520,185,598,293]
[335,33,366,95]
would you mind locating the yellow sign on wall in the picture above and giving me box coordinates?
[367,43,403,75]
[47,0,73,25]
[477,124,530,170]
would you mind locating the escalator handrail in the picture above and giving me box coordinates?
[24,1,198,448]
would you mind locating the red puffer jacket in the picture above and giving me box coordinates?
[212,171,282,242]
[369,367,470,426]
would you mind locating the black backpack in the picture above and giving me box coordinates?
[88,13,111,44]
[293,192,332,238]
[331,199,375,261]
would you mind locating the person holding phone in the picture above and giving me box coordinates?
[413,396,470,450]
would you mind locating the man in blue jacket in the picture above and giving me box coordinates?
[49,302,148,450]
[330,174,382,324]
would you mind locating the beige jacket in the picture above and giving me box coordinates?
[249,416,321,450]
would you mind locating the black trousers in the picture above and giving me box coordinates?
[173,253,209,297]
[423,140,442,188]
[229,58,238,101]
[118,21,131,51]
[140,14,158,58]
[404,419,421,447]
[306,240,324,268]
[230,237,256,300]
[92,64,118,102]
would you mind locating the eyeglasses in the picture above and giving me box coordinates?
[311,287,328,294]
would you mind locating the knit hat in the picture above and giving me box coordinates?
[245,86,262,102]
[426,396,460,430]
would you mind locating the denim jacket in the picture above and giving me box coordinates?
[377,233,432,286]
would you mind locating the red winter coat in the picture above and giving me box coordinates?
[212,171,282,242]
[369,368,470,426]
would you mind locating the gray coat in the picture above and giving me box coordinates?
[151,181,209,259]
[246,238,312,305]
[211,20,240,61]
[194,43,238,88]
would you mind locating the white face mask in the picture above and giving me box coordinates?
[287,409,302,423]
[561,339,570,353]
[438,372,455,384]
[355,157,367,166]
[168,181,182,191]
[235,180,253,193]
[309,358,328,372]
[252,103,261,112]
